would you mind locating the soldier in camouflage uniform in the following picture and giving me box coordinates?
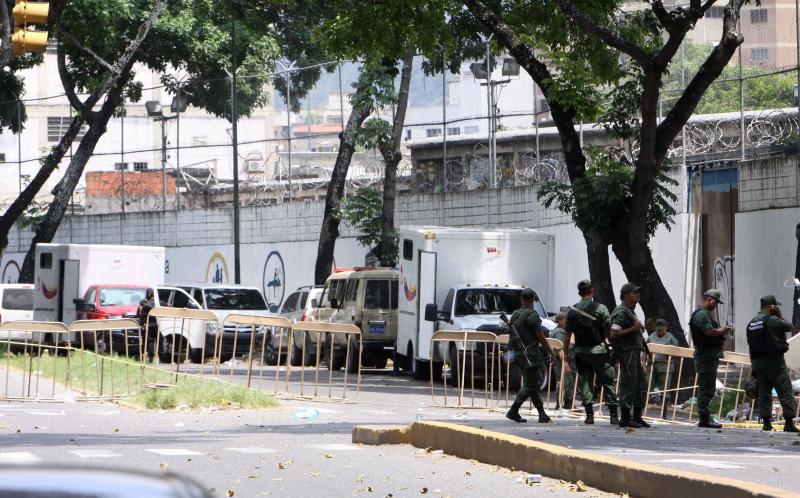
[647,319,679,417]
[505,288,557,424]
[610,283,650,429]
[689,289,732,429]
[551,312,576,410]
[746,295,799,432]
[564,280,619,425]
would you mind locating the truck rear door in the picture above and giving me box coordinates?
[417,251,437,361]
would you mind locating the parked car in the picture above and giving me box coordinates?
[270,285,323,365]
[293,270,353,366]
[325,268,399,373]
[0,284,34,353]
[75,284,148,353]
[177,284,273,362]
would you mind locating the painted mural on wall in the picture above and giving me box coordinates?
[262,251,285,313]
[794,223,800,330]
[713,255,734,326]
[2,259,20,283]
[205,252,230,284]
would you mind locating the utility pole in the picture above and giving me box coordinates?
[230,2,241,284]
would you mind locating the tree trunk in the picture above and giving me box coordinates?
[611,235,687,347]
[18,77,129,283]
[0,115,85,253]
[793,222,800,330]
[584,231,615,311]
[313,87,373,285]
[375,46,414,267]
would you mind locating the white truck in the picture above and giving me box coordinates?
[33,244,166,344]
[395,226,555,382]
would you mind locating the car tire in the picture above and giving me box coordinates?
[447,344,460,388]
[189,347,205,364]
[263,336,279,366]
[431,361,443,381]
[346,337,359,374]
[372,356,388,370]
[409,343,429,381]
[290,344,304,367]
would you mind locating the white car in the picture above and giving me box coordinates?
[0,284,34,353]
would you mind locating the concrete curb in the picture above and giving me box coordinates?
[352,421,798,498]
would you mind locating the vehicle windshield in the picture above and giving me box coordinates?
[2,288,32,310]
[98,287,146,307]
[203,288,267,310]
[453,288,546,317]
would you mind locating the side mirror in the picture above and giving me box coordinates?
[424,303,438,322]
[73,299,95,313]
[330,298,339,309]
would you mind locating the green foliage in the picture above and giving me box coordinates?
[354,118,393,151]
[335,187,384,250]
[664,41,795,114]
[16,198,49,231]
[538,147,678,240]
[335,187,398,266]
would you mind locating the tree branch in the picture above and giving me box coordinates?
[654,0,745,163]
[462,0,587,180]
[0,0,11,70]
[556,0,650,65]
[57,27,114,71]
[57,43,86,114]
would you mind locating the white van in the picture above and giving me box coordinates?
[0,284,35,352]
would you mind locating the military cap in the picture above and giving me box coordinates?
[620,282,641,297]
[760,295,781,307]
[703,289,724,304]
[577,280,593,294]
[521,288,535,300]
[655,318,668,329]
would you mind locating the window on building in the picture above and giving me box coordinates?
[134,162,148,171]
[405,129,412,140]
[750,8,767,23]
[446,127,461,136]
[114,162,128,171]
[705,6,724,18]
[751,47,769,63]
[0,153,5,162]
[47,117,87,142]
[426,128,442,138]
[464,126,480,134]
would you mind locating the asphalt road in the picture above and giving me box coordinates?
[0,400,614,498]
[3,360,800,495]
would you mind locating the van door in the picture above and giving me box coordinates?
[362,279,390,340]
[61,260,80,325]
[417,251,437,361]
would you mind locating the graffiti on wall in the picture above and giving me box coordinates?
[262,251,285,313]
[2,260,20,283]
[713,255,734,326]
[205,252,230,284]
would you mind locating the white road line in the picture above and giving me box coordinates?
[659,459,741,469]
[733,446,780,454]
[0,452,41,464]
[226,448,277,454]
[364,410,396,416]
[607,451,800,459]
[145,449,203,456]
[69,449,122,459]
[24,410,65,416]
[312,408,340,414]
[85,410,120,417]
[308,443,363,451]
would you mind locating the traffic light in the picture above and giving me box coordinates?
[11,1,49,56]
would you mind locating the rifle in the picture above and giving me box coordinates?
[499,313,532,367]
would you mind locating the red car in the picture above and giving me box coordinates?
[77,285,148,354]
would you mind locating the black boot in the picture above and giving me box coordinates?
[537,407,551,424]
[698,414,723,429]
[762,417,773,431]
[584,404,594,425]
[608,405,619,425]
[506,402,527,423]
[619,407,642,428]
[633,407,651,428]
[784,416,799,433]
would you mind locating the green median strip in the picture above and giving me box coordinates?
[2,348,278,411]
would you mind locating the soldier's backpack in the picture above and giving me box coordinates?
[747,316,786,357]
[567,301,606,346]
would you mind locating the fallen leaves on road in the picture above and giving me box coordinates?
[226,489,235,497]
[159,463,168,471]
[324,453,334,459]
[420,487,428,494]
[247,475,258,479]
[357,474,365,483]
[576,480,588,492]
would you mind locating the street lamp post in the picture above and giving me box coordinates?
[275,59,297,202]
[470,49,519,189]
[146,98,186,211]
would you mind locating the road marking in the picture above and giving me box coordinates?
[309,443,363,451]
[145,449,203,456]
[69,449,122,459]
[660,459,741,469]
[364,409,396,416]
[85,410,120,417]
[0,452,41,464]
[25,410,65,416]
[226,447,277,454]
[312,408,340,414]
[733,446,780,454]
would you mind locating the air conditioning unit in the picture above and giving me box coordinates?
[245,159,263,172]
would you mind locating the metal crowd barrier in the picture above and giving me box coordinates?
[144,307,220,377]
[223,314,291,390]
[287,321,362,400]
[430,330,503,409]
[70,319,143,398]
[1,321,70,401]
